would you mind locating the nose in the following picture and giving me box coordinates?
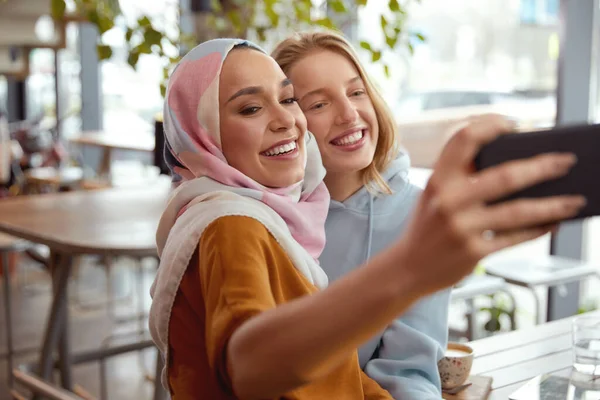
[334,97,359,125]
[269,104,295,133]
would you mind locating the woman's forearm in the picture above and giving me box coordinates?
[227,242,424,400]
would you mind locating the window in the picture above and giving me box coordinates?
[100,0,178,133]
[583,0,600,308]
[357,0,560,295]
[358,0,559,171]
[0,76,6,112]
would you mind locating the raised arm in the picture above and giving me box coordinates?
[224,115,585,399]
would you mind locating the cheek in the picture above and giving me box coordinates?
[293,108,308,132]
[305,114,330,145]
[220,119,262,163]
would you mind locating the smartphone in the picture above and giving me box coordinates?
[474,123,600,221]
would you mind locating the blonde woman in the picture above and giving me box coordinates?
[271,31,578,399]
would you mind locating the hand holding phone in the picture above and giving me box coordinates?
[475,123,600,220]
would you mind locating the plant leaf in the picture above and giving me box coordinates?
[385,36,397,48]
[314,18,335,29]
[143,27,162,47]
[380,15,388,30]
[388,0,400,12]
[329,0,347,13]
[127,50,140,68]
[96,14,115,34]
[359,41,372,51]
[125,27,134,42]
[138,16,152,28]
[51,0,66,19]
[97,44,113,60]
[371,50,382,62]
[415,33,426,42]
[356,0,367,5]
[383,64,390,77]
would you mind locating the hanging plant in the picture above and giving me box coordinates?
[50,0,425,97]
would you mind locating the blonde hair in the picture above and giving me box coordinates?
[272,30,399,195]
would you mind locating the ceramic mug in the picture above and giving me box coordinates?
[438,342,474,390]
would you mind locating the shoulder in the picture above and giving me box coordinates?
[202,215,273,247]
[376,178,422,215]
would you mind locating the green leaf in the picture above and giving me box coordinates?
[388,0,400,12]
[96,14,115,34]
[226,10,244,33]
[160,82,167,98]
[408,43,414,55]
[329,0,347,13]
[51,0,66,19]
[294,2,311,21]
[356,0,367,5]
[383,64,390,78]
[97,44,113,60]
[138,16,152,28]
[264,6,279,27]
[371,50,382,62]
[137,42,152,54]
[143,27,163,47]
[127,51,140,68]
[385,36,397,48]
[359,41,372,51]
[125,27,134,42]
[415,33,426,42]
[380,15,388,30]
[314,18,335,29]
[256,26,267,42]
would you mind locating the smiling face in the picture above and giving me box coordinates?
[286,49,379,180]
[218,47,307,188]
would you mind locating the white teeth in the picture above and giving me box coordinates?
[333,130,364,146]
[264,141,297,156]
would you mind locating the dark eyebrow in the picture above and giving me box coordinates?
[299,76,363,103]
[227,79,293,103]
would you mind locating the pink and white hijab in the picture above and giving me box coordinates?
[159,37,330,263]
[150,39,330,386]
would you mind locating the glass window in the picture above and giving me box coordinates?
[23,22,81,137]
[100,0,178,133]
[358,0,559,167]
[0,76,6,112]
[582,0,600,312]
[357,0,560,313]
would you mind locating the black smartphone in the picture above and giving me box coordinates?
[474,123,600,221]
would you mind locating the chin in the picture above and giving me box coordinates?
[264,172,305,189]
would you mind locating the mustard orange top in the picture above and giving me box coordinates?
[167,215,392,399]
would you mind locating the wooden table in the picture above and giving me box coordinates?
[69,131,155,179]
[0,178,171,397]
[469,310,600,399]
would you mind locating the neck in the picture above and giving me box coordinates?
[324,171,364,202]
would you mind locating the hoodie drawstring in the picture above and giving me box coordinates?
[366,193,374,263]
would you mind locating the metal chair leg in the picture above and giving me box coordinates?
[2,250,14,388]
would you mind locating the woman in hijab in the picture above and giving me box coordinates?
[149,38,584,400]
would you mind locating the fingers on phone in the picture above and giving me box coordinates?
[473,152,577,203]
[483,195,586,232]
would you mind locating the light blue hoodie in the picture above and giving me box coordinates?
[320,151,450,400]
